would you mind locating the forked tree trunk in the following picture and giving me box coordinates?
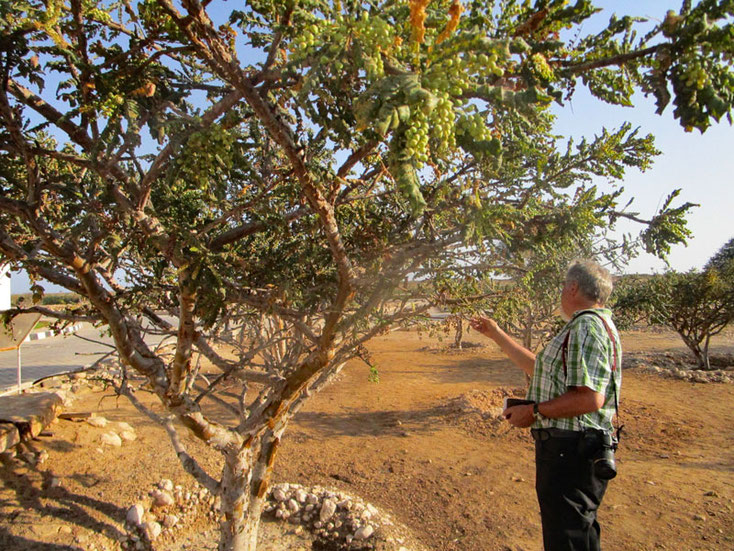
[679,332,709,371]
[218,431,280,551]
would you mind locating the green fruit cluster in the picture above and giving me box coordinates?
[528,53,555,82]
[423,50,504,96]
[290,22,323,53]
[355,11,394,52]
[459,112,493,143]
[404,109,431,165]
[98,94,125,117]
[681,62,711,91]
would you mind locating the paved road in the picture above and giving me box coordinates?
[0,323,169,393]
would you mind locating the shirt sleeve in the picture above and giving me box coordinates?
[564,317,611,393]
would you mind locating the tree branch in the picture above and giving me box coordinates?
[117,381,220,493]
[559,45,660,75]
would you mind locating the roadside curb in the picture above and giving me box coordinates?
[24,323,83,343]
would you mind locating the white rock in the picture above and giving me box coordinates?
[152,490,174,507]
[319,499,337,522]
[354,524,374,540]
[120,431,137,442]
[143,521,162,541]
[21,451,37,465]
[159,479,174,492]
[100,432,122,447]
[163,514,179,528]
[306,493,320,505]
[126,504,145,526]
[49,477,61,488]
[295,489,308,503]
[87,416,108,428]
[287,499,300,513]
[272,488,287,502]
[117,422,134,432]
[37,450,49,464]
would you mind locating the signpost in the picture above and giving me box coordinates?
[0,312,43,394]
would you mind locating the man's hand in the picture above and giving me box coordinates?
[502,404,535,429]
[503,404,535,428]
[469,315,499,339]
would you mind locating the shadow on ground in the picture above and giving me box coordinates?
[0,443,127,544]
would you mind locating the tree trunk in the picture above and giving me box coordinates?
[522,327,532,351]
[218,432,280,551]
[678,331,706,370]
[701,334,712,370]
[454,318,463,349]
[218,448,257,551]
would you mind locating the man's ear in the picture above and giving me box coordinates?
[568,281,579,296]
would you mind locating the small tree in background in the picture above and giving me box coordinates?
[614,239,734,369]
[705,237,734,272]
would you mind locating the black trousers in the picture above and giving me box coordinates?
[535,435,609,551]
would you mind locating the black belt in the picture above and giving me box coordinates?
[531,428,583,441]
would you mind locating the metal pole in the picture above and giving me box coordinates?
[17,345,22,394]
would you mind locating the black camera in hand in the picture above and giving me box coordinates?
[579,429,618,480]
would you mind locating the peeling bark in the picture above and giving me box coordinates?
[218,431,280,551]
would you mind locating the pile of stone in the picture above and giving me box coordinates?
[122,478,219,550]
[623,351,734,384]
[120,479,421,551]
[633,364,734,384]
[264,482,418,550]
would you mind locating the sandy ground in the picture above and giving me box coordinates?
[0,326,732,551]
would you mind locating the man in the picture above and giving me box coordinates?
[470,259,622,551]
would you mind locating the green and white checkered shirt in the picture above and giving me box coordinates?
[527,308,622,432]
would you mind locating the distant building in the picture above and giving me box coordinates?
[0,264,10,311]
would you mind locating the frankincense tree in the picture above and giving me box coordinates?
[1,1,732,549]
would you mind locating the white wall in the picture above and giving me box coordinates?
[0,265,10,311]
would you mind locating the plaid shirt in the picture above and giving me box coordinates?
[526,308,622,432]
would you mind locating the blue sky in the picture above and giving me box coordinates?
[8,0,733,293]
[552,0,733,273]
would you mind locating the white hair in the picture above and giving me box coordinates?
[565,259,613,305]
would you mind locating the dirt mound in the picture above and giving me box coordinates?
[443,387,528,439]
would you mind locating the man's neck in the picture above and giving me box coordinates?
[572,302,604,314]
